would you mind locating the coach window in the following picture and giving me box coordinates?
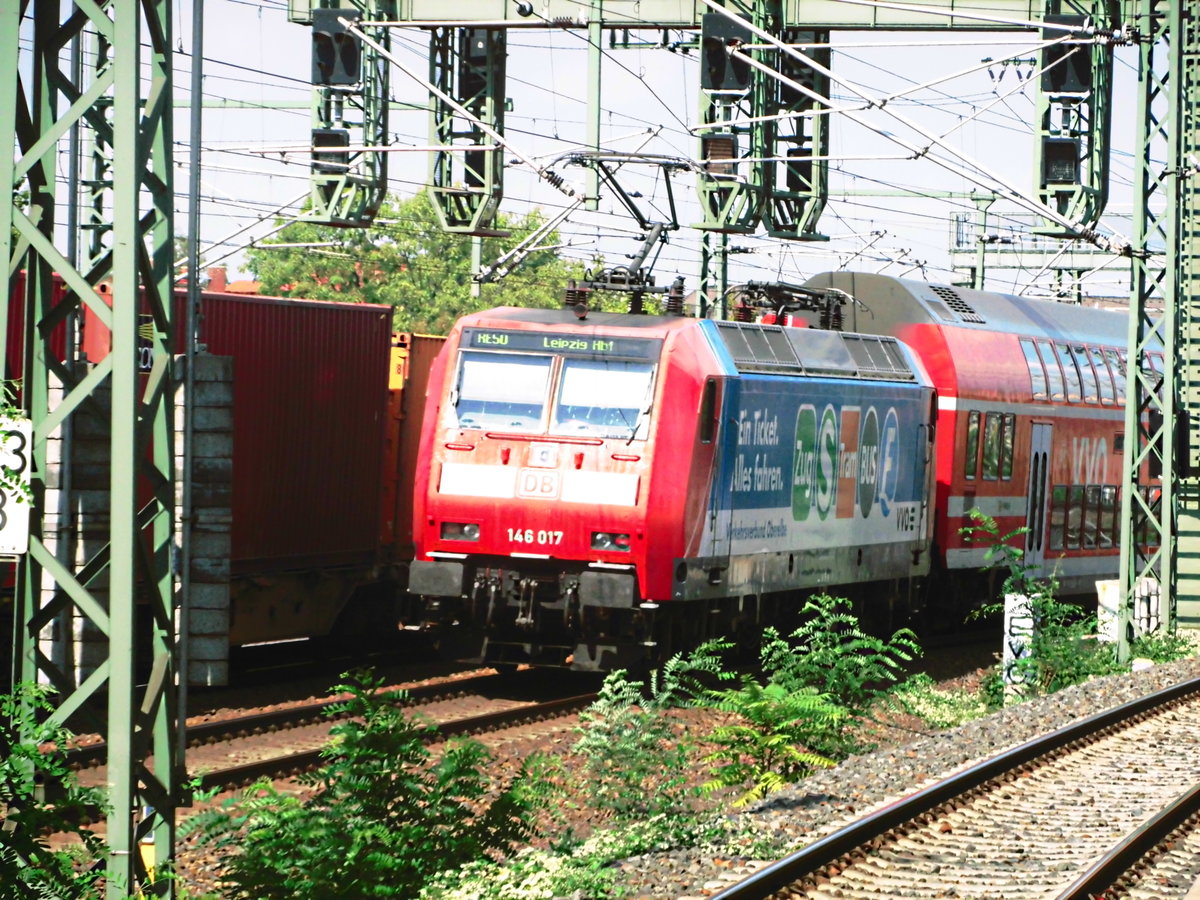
[1066,485,1085,549]
[1083,485,1101,549]
[1001,413,1015,479]
[699,378,718,443]
[1089,347,1115,405]
[1072,345,1099,403]
[1020,338,1048,400]
[982,412,1002,480]
[1054,343,1082,402]
[964,410,981,479]
[452,351,553,433]
[1106,349,1126,403]
[1036,340,1066,400]
[1049,485,1067,551]
[1098,485,1117,548]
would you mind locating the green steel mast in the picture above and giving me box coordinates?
[2,1,179,895]
[1120,0,1200,640]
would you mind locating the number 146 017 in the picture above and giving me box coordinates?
[506,528,563,545]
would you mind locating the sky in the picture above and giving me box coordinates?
[157,0,1152,302]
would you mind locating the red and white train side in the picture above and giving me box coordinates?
[802,272,1146,602]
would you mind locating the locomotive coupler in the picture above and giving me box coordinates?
[467,574,486,623]
[515,577,537,629]
[485,575,501,627]
[562,578,580,630]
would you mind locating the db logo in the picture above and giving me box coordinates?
[518,468,561,499]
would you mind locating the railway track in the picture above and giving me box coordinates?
[192,691,597,792]
[69,672,597,795]
[67,669,506,769]
[1056,780,1200,899]
[713,676,1200,900]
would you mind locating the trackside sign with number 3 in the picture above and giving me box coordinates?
[0,418,32,555]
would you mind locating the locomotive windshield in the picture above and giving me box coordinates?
[552,358,654,439]
[449,328,662,438]
[453,351,553,432]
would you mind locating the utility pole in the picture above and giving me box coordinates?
[1120,0,1200,645]
[972,192,996,291]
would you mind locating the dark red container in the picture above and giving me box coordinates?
[7,271,73,385]
[196,292,393,575]
[83,288,394,576]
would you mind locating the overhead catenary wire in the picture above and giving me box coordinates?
[119,0,1147,299]
[340,15,579,201]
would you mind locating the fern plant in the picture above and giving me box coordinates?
[701,679,838,805]
[773,596,920,754]
[571,655,713,824]
[695,597,920,802]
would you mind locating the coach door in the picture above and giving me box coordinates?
[1025,423,1052,573]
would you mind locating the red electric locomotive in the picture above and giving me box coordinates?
[801,272,1144,605]
[410,301,937,670]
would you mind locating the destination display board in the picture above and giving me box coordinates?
[464,328,662,361]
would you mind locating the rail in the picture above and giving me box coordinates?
[713,675,1200,899]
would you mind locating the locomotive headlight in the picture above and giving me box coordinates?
[591,531,631,552]
[441,522,480,541]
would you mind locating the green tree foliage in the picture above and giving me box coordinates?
[244,191,583,334]
[189,671,542,899]
[0,684,106,899]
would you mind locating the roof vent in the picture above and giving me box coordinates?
[929,285,985,324]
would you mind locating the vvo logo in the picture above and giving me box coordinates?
[792,404,839,521]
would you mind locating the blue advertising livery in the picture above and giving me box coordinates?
[676,320,935,600]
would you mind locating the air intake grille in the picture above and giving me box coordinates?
[714,321,915,381]
[929,285,986,324]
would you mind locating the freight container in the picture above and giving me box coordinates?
[193,293,394,575]
[82,288,397,658]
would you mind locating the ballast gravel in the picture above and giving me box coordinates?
[604,654,1200,900]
